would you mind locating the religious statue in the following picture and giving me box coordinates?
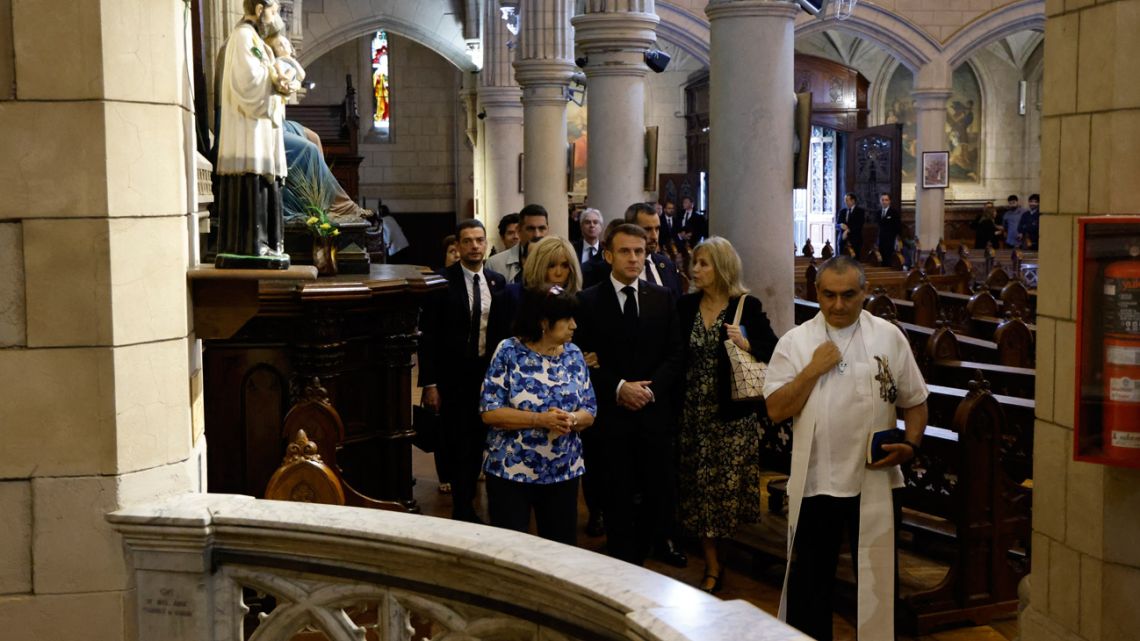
[213,0,293,269]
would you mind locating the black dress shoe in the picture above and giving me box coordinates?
[586,513,605,537]
[699,570,723,594]
[654,539,688,568]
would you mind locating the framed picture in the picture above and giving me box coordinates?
[921,151,949,189]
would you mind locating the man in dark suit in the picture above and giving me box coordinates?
[575,223,685,566]
[628,202,685,299]
[678,196,708,247]
[874,192,901,266]
[835,192,865,258]
[572,207,604,265]
[419,219,507,522]
[660,200,681,251]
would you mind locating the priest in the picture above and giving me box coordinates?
[214,0,292,269]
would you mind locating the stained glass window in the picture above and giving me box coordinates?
[371,31,390,135]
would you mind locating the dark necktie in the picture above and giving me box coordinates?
[588,246,596,260]
[644,259,660,286]
[622,285,638,329]
[469,273,481,357]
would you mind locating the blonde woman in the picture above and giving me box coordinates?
[489,236,583,349]
[675,236,778,593]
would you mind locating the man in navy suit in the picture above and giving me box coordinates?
[874,192,901,266]
[836,192,865,258]
[572,207,604,265]
[678,196,708,247]
[582,205,685,298]
[575,223,684,565]
[419,219,507,522]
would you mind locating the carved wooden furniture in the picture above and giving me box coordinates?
[901,375,1032,632]
[266,380,404,512]
[195,264,445,510]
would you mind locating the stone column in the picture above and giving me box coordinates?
[0,0,200,636]
[705,0,799,334]
[572,2,659,222]
[912,59,952,251]
[479,0,525,249]
[513,0,576,238]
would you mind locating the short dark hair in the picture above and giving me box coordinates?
[497,213,520,237]
[512,285,580,343]
[1007,194,1019,202]
[880,192,890,199]
[456,218,485,237]
[815,255,867,289]
[604,222,648,249]
[519,203,549,222]
[1029,194,1040,202]
[441,234,457,252]
[845,192,857,202]
[623,202,657,223]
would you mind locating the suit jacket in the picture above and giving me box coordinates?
[660,213,683,249]
[874,206,901,249]
[417,262,507,397]
[676,293,779,420]
[681,211,709,244]
[580,251,684,299]
[572,238,603,265]
[836,206,866,254]
[575,279,684,434]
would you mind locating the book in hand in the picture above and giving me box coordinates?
[867,428,906,465]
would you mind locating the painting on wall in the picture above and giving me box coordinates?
[884,64,981,184]
[567,100,588,195]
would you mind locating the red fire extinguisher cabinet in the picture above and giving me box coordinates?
[1075,216,1140,469]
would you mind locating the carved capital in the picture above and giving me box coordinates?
[706,0,800,22]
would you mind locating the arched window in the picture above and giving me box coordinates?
[371,31,391,136]
[884,63,982,184]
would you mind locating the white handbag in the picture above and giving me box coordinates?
[725,296,767,401]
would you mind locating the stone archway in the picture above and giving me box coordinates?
[793,3,939,72]
[299,0,475,71]
[943,0,1045,68]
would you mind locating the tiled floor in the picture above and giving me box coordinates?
[409,448,1018,641]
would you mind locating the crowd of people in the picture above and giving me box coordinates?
[417,197,931,641]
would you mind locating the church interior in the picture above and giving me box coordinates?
[1,0,1139,640]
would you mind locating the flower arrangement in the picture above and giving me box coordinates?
[293,174,340,238]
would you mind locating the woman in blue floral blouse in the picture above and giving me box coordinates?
[480,285,597,544]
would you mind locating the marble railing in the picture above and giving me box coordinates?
[108,494,807,641]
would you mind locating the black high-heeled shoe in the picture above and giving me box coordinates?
[699,570,723,594]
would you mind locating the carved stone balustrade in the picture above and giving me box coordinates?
[108,494,809,641]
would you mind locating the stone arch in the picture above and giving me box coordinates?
[654,1,711,67]
[794,4,940,72]
[943,0,1046,69]
[299,0,474,71]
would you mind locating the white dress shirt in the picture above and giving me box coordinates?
[462,264,492,357]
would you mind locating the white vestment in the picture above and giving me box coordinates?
[216,22,287,179]
[763,310,928,641]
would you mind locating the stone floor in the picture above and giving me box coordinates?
[408,447,1018,641]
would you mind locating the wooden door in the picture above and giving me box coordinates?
[846,123,902,214]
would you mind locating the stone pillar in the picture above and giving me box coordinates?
[513,0,576,238]
[0,0,200,637]
[1020,1,1140,640]
[911,89,951,250]
[705,0,799,334]
[478,0,525,249]
[572,2,659,222]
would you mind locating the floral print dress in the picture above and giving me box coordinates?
[678,308,762,538]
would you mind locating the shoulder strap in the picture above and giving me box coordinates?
[733,296,746,326]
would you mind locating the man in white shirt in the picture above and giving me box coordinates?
[764,256,928,641]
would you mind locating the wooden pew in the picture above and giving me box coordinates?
[900,375,1031,633]
[921,382,1034,483]
[265,378,405,511]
